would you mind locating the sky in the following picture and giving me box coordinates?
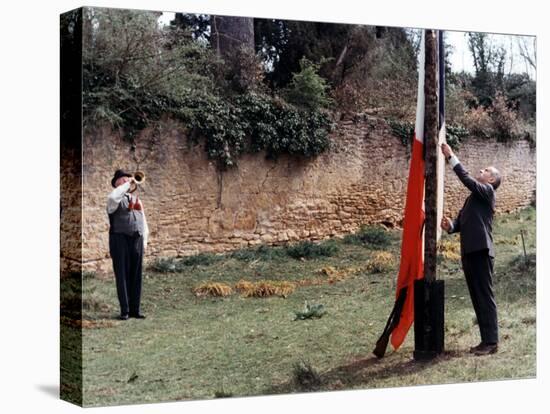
[157,12,536,79]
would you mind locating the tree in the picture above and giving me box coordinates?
[467,33,506,107]
[253,19,353,88]
[170,13,210,42]
[211,15,254,57]
[209,15,263,93]
[516,36,536,72]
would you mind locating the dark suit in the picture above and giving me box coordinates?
[449,162,498,344]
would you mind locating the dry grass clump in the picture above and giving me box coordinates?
[193,282,233,297]
[295,277,325,287]
[235,280,296,298]
[365,251,395,273]
[438,240,461,261]
[317,266,361,283]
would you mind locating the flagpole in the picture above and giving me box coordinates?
[413,29,445,361]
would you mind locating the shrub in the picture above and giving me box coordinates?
[294,302,327,320]
[285,240,339,260]
[182,253,221,267]
[463,106,494,138]
[446,124,469,150]
[231,244,286,261]
[149,253,220,272]
[148,257,180,273]
[283,58,333,111]
[489,92,521,142]
[344,225,393,248]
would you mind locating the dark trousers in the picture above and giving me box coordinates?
[109,232,144,316]
[461,249,498,344]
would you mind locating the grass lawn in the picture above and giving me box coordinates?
[73,207,536,407]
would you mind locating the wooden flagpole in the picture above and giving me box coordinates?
[413,29,445,361]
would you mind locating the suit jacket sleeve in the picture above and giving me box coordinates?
[453,163,494,205]
[449,214,461,234]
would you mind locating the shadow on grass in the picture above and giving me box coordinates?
[265,352,453,395]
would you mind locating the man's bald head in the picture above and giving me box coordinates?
[488,167,501,190]
[477,166,501,190]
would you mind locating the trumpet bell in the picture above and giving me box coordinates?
[129,171,146,193]
[133,171,146,184]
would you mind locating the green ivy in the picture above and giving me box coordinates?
[387,118,469,150]
[84,81,333,169]
[446,124,469,150]
[387,119,415,148]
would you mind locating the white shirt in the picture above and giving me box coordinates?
[446,154,461,233]
[106,182,150,249]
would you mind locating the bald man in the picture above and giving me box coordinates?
[440,143,501,356]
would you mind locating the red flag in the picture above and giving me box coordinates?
[373,32,426,357]
[389,32,426,350]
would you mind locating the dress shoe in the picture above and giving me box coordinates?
[473,343,498,356]
[119,314,129,320]
[129,313,146,319]
[469,343,485,353]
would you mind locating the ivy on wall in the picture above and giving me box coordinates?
[387,118,469,151]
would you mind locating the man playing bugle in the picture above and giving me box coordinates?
[107,169,149,320]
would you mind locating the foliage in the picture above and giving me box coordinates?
[462,106,494,138]
[221,46,266,94]
[148,253,220,272]
[489,92,521,142]
[446,124,469,150]
[285,240,339,260]
[81,8,535,166]
[182,253,222,267]
[387,119,415,148]
[283,58,333,111]
[294,302,327,320]
[236,92,334,160]
[82,8,333,170]
[169,13,210,42]
[148,257,180,273]
[254,19,353,89]
[344,225,393,248]
[230,244,286,261]
[503,73,536,121]
[467,33,507,108]
[388,118,467,150]
[333,27,418,116]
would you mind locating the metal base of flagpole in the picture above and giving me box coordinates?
[413,279,445,361]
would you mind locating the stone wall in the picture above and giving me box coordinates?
[66,115,535,275]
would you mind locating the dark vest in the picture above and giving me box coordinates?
[108,194,145,236]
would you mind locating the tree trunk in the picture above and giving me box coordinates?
[211,15,254,58]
